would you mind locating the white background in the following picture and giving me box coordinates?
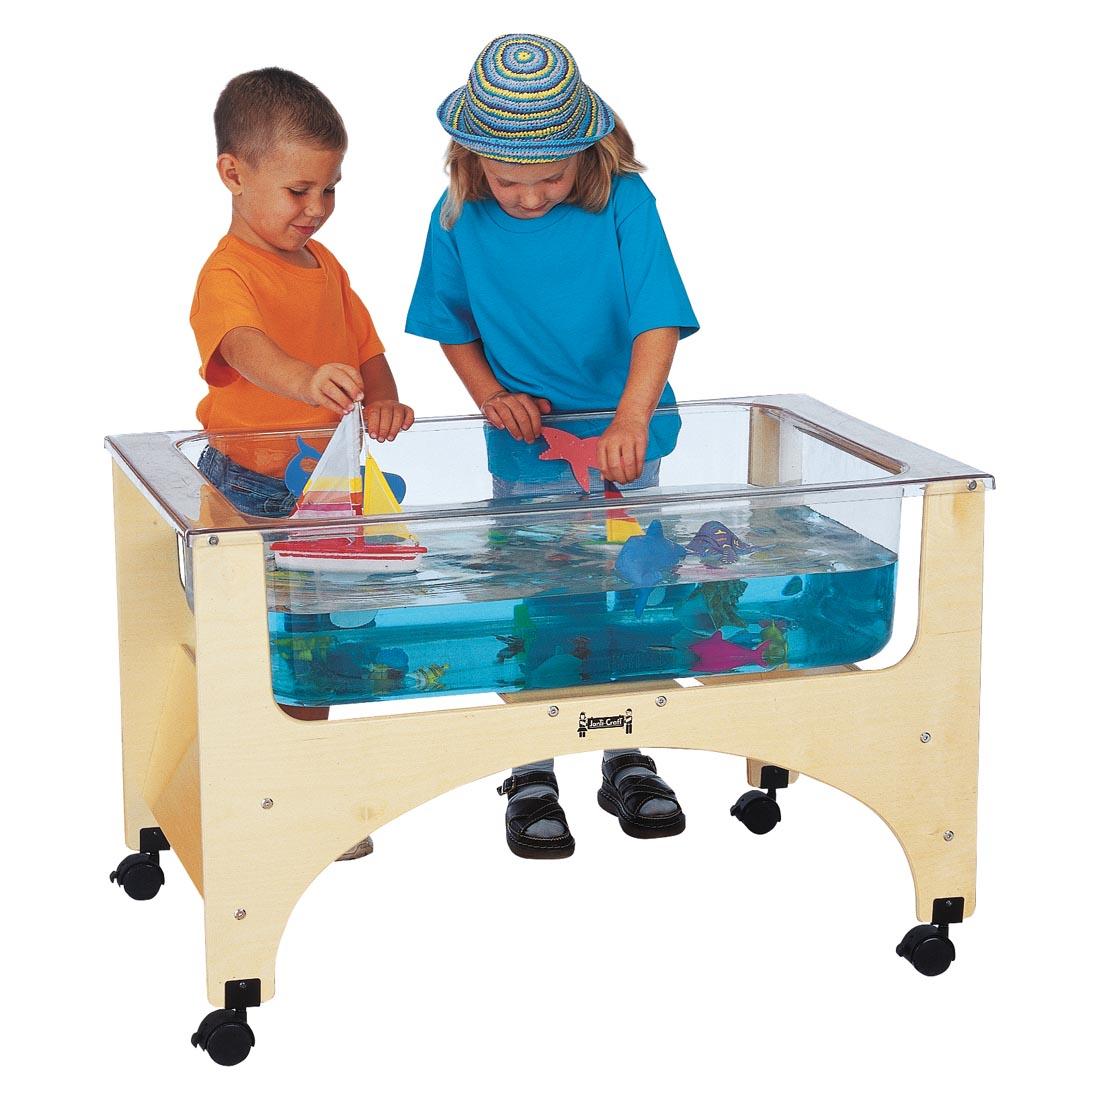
[4,0,1098,1094]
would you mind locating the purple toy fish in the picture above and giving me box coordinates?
[686,521,756,563]
[688,631,770,673]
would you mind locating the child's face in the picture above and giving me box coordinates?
[479,155,579,220]
[218,140,343,256]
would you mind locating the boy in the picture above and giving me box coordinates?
[190,68,409,860]
[191,66,413,515]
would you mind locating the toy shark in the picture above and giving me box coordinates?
[539,426,602,492]
[688,631,771,673]
[614,520,687,616]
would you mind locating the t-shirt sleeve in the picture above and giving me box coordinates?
[617,182,699,343]
[189,266,264,386]
[343,279,386,365]
[405,203,480,344]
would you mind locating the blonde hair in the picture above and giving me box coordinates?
[439,113,644,230]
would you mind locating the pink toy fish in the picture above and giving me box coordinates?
[689,631,771,673]
[539,427,602,492]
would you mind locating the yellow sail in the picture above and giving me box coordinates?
[607,514,645,543]
[361,453,413,540]
[603,486,644,543]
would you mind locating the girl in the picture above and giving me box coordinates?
[406,33,699,858]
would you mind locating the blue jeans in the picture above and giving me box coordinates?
[197,446,297,518]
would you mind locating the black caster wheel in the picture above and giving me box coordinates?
[896,924,956,976]
[730,789,781,835]
[191,1009,255,1066]
[109,852,165,901]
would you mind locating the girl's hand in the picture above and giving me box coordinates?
[481,390,552,443]
[599,416,649,484]
[305,363,365,415]
[364,400,415,442]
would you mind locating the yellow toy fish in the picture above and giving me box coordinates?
[412,663,449,691]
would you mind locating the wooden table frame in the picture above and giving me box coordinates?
[111,437,985,1010]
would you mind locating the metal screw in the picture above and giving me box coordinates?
[234,908,247,920]
[261,798,274,810]
[208,535,220,546]
[656,695,667,707]
[920,731,932,743]
[547,706,559,717]
[967,480,978,491]
[943,831,955,842]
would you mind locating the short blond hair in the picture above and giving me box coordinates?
[439,114,644,230]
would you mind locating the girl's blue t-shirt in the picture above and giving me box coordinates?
[405,172,698,478]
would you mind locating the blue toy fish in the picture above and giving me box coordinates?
[614,521,687,617]
[283,436,323,497]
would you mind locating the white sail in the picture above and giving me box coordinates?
[293,405,363,519]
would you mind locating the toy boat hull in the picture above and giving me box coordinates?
[271,537,427,574]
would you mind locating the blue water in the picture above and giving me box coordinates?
[266,505,898,707]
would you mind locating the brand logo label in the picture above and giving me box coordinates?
[577,709,633,738]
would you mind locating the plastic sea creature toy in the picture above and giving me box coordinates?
[271,404,427,573]
[688,631,771,674]
[760,619,790,663]
[527,651,583,689]
[686,521,756,563]
[701,578,749,629]
[539,426,602,492]
[615,521,686,586]
[412,663,449,691]
[283,436,323,497]
[614,520,687,617]
[495,635,525,663]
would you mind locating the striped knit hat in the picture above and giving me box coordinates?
[437,34,615,163]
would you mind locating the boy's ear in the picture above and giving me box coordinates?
[216,153,244,196]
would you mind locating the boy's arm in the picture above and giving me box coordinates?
[360,353,414,442]
[599,326,679,484]
[442,341,550,444]
[219,326,363,415]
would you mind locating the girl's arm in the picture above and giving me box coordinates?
[359,353,414,442]
[441,341,551,443]
[600,326,680,484]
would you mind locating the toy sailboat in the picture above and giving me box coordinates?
[270,405,427,574]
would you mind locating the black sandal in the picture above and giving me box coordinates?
[497,771,575,860]
[597,753,686,839]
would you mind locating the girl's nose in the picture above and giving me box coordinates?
[519,190,544,209]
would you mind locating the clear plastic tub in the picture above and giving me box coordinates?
[105,397,992,707]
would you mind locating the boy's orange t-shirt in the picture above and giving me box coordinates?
[190,234,385,434]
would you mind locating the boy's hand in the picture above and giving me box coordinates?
[303,362,365,415]
[481,390,552,443]
[364,400,415,442]
[599,416,649,484]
